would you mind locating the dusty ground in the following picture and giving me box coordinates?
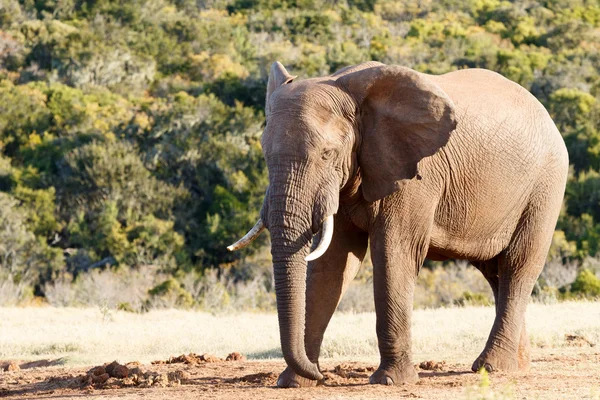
[1,304,599,398]
[1,347,599,399]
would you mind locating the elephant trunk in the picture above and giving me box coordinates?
[272,255,322,380]
[267,173,323,381]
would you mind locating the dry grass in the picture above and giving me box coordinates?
[0,301,598,367]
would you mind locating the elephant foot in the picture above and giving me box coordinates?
[277,366,319,388]
[369,363,419,385]
[472,350,519,373]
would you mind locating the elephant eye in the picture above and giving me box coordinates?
[322,149,335,161]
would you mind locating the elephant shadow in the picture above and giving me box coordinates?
[418,370,473,378]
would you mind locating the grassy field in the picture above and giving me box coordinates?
[1,301,598,366]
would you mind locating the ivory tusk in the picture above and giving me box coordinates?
[305,215,334,262]
[227,219,266,251]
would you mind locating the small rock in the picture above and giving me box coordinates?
[144,372,156,380]
[104,377,121,389]
[126,361,141,367]
[565,334,595,347]
[200,354,221,363]
[333,364,349,378]
[4,362,19,372]
[169,370,191,382]
[226,352,246,362]
[104,361,119,375]
[419,360,447,371]
[121,377,136,387]
[92,373,110,385]
[88,366,106,376]
[145,373,158,385]
[154,374,169,387]
[111,365,129,379]
[105,361,128,378]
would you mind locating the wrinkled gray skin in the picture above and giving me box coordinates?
[246,61,568,387]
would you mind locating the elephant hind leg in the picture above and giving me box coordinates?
[473,184,562,373]
[472,252,539,372]
[473,258,530,372]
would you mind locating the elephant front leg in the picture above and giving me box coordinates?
[369,237,425,385]
[277,213,368,388]
[367,194,435,386]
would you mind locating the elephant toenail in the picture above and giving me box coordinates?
[384,376,394,385]
[484,363,494,372]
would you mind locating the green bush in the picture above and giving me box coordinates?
[0,0,598,307]
[568,269,600,298]
[457,291,493,307]
[148,277,194,309]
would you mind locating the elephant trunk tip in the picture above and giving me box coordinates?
[284,354,323,381]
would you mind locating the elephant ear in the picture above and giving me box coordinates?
[265,61,296,116]
[337,65,457,202]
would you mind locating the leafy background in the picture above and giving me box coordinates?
[0,0,598,310]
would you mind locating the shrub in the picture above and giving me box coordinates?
[457,291,493,307]
[539,256,578,289]
[44,267,162,310]
[337,281,374,313]
[1,0,600,306]
[568,269,600,298]
[0,276,34,305]
[0,192,62,285]
[415,261,493,308]
[147,277,194,309]
[338,259,495,312]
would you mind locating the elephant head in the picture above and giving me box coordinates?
[228,61,457,380]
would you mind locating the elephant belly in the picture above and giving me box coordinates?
[425,249,451,261]
[427,233,512,262]
[427,171,530,262]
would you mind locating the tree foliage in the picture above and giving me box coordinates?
[0,0,598,294]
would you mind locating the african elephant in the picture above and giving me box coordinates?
[228,61,568,387]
